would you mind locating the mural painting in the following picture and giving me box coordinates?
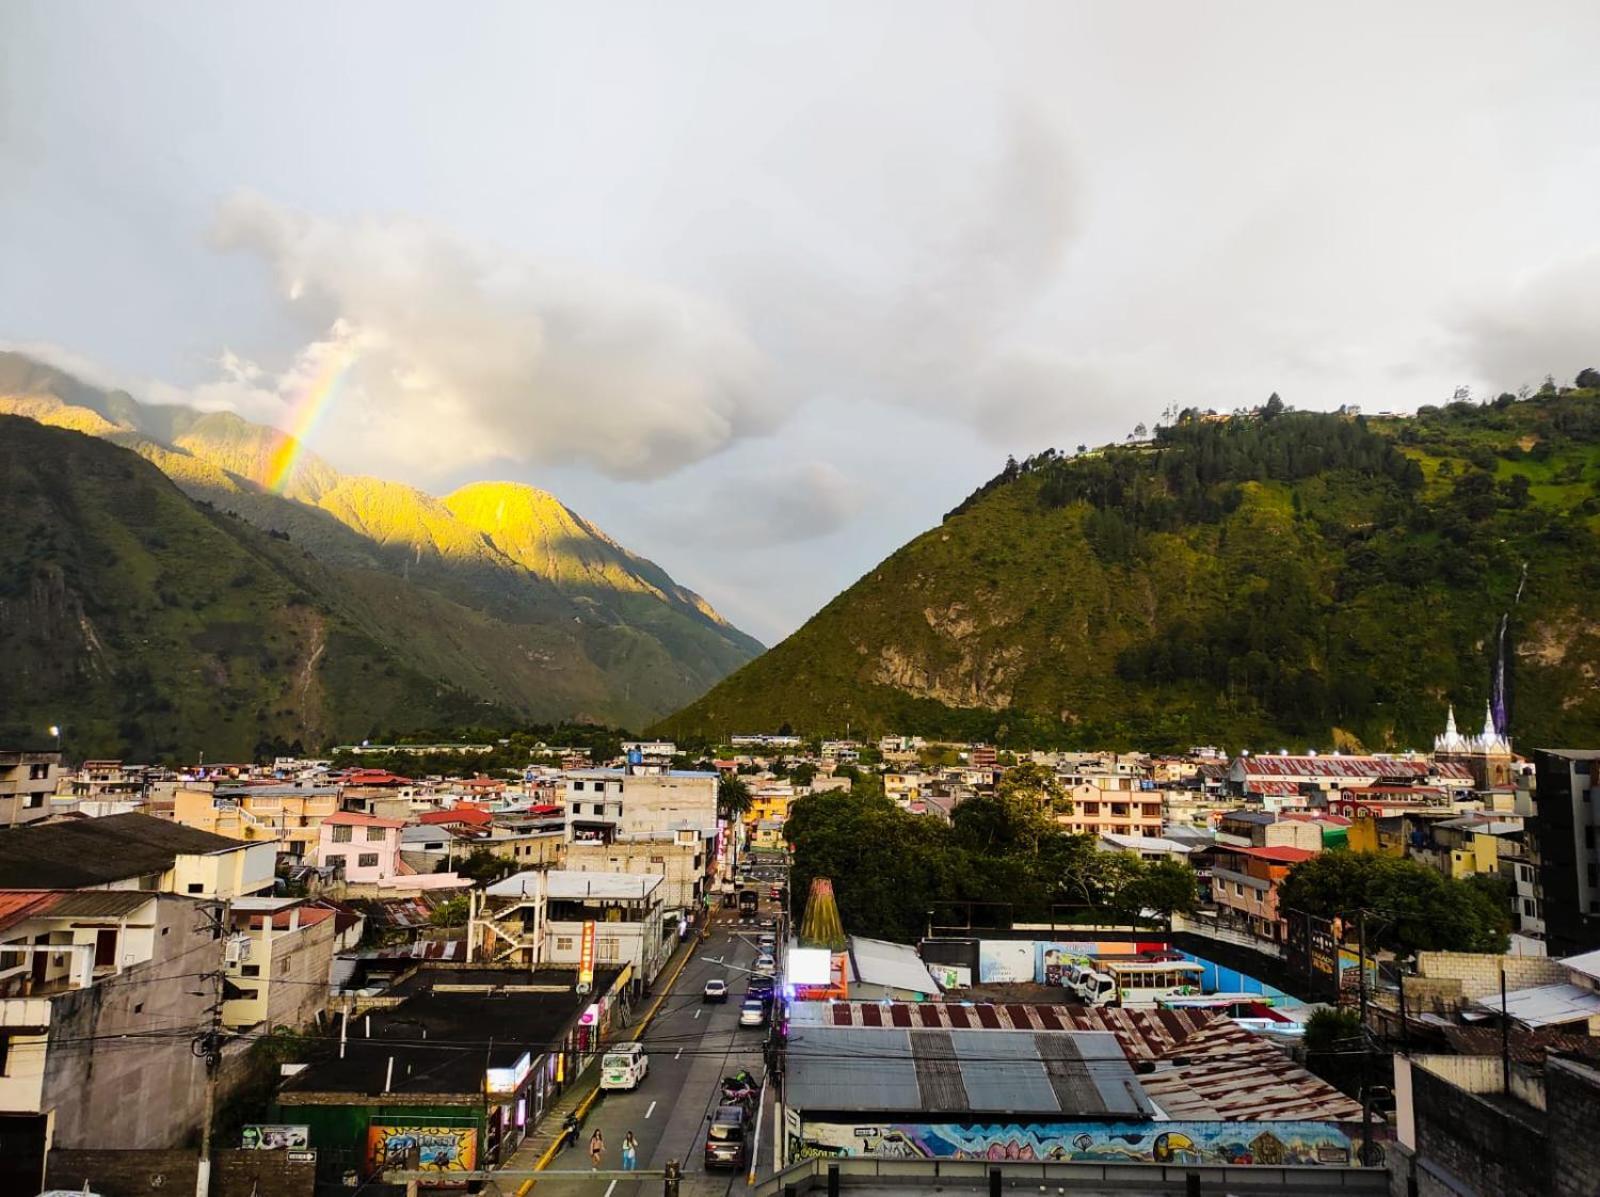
[790,1120,1353,1167]
[366,1125,479,1173]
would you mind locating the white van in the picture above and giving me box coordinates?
[600,1041,649,1090]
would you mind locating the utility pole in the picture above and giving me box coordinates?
[195,899,231,1197]
[1357,909,1373,1168]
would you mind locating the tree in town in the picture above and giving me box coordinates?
[718,772,752,819]
[1115,858,1200,918]
[1302,1007,1364,1096]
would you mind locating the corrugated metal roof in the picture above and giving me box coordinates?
[786,1024,1150,1116]
[849,937,941,995]
[47,891,156,918]
[1475,982,1600,1029]
[0,890,61,932]
[787,1027,923,1112]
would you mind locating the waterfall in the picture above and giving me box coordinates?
[1490,562,1528,736]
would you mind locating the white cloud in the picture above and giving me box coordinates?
[206,191,777,480]
[1452,250,1600,393]
[702,461,866,547]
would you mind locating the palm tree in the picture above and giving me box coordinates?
[718,773,752,820]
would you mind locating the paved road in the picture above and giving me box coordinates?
[531,902,777,1197]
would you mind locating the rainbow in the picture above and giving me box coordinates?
[264,349,356,494]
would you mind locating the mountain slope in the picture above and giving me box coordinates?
[658,392,1600,750]
[0,351,761,728]
[0,417,510,757]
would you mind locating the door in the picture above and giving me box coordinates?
[95,928,117,968]
[30,935,47,985]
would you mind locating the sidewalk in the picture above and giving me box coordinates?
[495,924,712,1189]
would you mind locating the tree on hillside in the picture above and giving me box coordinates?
[789,762,818,787]
[718,773,752,819]
[1576,367,1600,390]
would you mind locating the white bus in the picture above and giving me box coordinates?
[1077,960,1206,1007]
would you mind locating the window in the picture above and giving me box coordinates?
[573,781,585,792]
[366,826,386,842]
[25,792,45,809]
[331,824,353,843]
[358,853,380,868]
[241,964,261,977]
[556,936,575,951]
[326,855,345,870]
[187,883,203,894]
[234,988,260,1000]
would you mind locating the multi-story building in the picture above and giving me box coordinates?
[0,891,219,1192]
[1209,845,1316,941]
[1531,748,1600,955]
[0,750,64,830]
[221,897,344,1031]
[1054,776,1164,838]
[563,765,717,845]
[314,811,407,884]
[542,871,668,983]
[564,827,710,921]
[1215,808,1323,851]
[171,781,340,857]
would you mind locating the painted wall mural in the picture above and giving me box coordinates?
[366,1125,479,1173]
[791,1120,1353,1167]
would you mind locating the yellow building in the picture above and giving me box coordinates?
[171,784,340,857]
[746,785,796,827]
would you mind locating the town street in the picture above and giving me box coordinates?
[525,902,776,1197]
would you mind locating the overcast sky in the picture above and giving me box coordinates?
[4,3,1600,643]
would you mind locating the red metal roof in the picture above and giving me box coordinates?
[323,811,407,828]
[1230,845,1318,863]
[0,890,61,933]
[418,808,493,826]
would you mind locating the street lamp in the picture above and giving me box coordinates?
[48,725,61,753]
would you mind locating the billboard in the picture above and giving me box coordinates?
[366,1125,478,1173]
[977,940,1032,983]
[240,1124,308,1150]
[578,919,596,992]
[789,947,833,986]
[792,951,849,1001]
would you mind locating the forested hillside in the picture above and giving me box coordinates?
[659,385,1600,751]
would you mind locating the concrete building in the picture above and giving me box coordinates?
[563,767,717,844]
[541,871,668,983]
[1209,845,1316,941]
[1056,777,1164,837]
[173,781,340,857]
[0,812,275,898]
[0,751,65,830]
[221,897,344,1032]
[1215,808,1324,851]
[315,811,406,883]
[0,892,218,1193]
[564,826,709,922]
[1530,749,1600,955]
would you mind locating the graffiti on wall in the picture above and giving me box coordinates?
[790,1120,1353,1166]
[366,1125,478,1173]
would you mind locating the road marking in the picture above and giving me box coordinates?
[675,1048,683,1059]
[694,1007,702,1020]
[603,1182,618,1197]
[646,1100,657,1119]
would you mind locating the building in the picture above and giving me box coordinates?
[562,767,718,844]
[171,781,340,856]
[780,1007,1364,1168]
[0,751,65,830]
[274,965,625,1187]
[1228,753,1474,799]
[1216,808,1323,852]
[1531,749,1600,955]
[1391,1050,1600,1197]
[1434,703,1518,791]
[221,897,344,1032]
[315,811,406,883]
[0,892,219,1193]
[0,812,275,898]
[845,936,942,1001]
[564,826,710,921]
[1056,777,1164,838]
[1209,845,1316,941]
[541,871,668,983]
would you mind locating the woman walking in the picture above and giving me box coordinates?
[621,1130,638,1171]
[588,1128,604,1171]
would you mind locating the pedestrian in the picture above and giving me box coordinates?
[622,1130,638,1171]
[588,1128,604,1171]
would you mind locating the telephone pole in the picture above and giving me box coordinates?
[194,899,231,1197]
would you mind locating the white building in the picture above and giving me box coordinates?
[541,871,669,983]
[563,767,718,843]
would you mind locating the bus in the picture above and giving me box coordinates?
[737,889,759,917]
[1077,960,1206,1007]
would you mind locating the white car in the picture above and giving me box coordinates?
[738,998,767,1028]
[704,978,729,1003]
[757,934,776,951]
[754,953,776,975]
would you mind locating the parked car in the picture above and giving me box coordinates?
[754,953,776,974]
[757,934,776,951]
[739,997,768,1028]
[600,1041,649,1091]
[704,978,729,1003]
[705,1103,750,1169]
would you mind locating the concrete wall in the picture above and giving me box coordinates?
[1414,951,1568,1000]
[1547,1057,1600,1197]
[1406,1059,1548,1197]
[40,896,217,1149]
[47,1148,314,1197]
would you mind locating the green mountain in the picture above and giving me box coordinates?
[0,352,763,750]
[658,389,1600,751]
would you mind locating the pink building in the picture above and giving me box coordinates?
[314,812,405,883]
[1056,778,1164,837]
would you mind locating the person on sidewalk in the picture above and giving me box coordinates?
[621,1130,638,1171]
[561,1111,579,1152]
[589,1128,605,1171]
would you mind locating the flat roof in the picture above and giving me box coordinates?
[544,871,663,900]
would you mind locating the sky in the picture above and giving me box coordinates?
[4,3,1600,643]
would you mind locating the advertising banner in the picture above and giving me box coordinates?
[240,1125,308,1150]
[366,1125,478,1173]
[578,919,596,992]
[977,940,1033,983]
